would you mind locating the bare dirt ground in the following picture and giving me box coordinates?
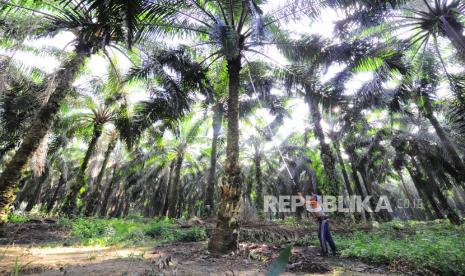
[0,221,401,276]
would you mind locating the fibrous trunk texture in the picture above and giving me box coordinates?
[209,57,242,253]
[0,47,89,232]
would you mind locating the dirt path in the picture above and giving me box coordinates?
[0,241,401,275]
[0,221,402,275]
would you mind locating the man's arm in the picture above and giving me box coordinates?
[297,192,308,208]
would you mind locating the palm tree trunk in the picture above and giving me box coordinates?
[205,103,223,216]
[157,172,169,217]
[162,160,176,216]
[334,141,353,195]
[347,156,368,222]
[150,178,164,217]
[436,171,465,212]
[209,57,242,253]
[358,170,377,220]
[254,150,263,213]
[350,162,364,197]
[306,95,340,194]
[422,99,465,182]
[439,16,465,62]
[112,188,126,218]
[0,47,89,231]
[84,136,116,216]
[359,169,373,196]
[418,157,462,225]
[176,182,187,218]
[397,169,423,220]
[46,170,67,213]
[168,154,184,218]
[334,141,356,222]
[99,166,117,217]
[15,177,33,207]
[25,167,49,212]
[407,156,443,219]
[61,124,103,216]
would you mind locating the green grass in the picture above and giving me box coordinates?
[303,220,465,275]
[7,213,30,223]
[65,216,206,246]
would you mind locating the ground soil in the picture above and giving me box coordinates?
[0,221,401,276]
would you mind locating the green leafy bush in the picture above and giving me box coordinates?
[67,217,206,246]
[71,218,109,240]
[7,213,30,223]
[178,227,206,242]
[70,218,149,246]
[144,220,173,238]
[144,224,167,237]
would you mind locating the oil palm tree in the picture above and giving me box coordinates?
[0,74,46,160]
[137,0,321,252]
[122,46,211,148]
[351,48,465,183]
[391,0,465,61]
[165,114,205,218]
[61,105,114,216]
[0,0,137,227]
[83,130,118,216]
[277,37,351,195]
[392,133,462,224]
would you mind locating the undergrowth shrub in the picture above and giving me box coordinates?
[334,220,465,275]
[7,213,30,223]
[178,227,207,242]
[68,217,206,246]
[70,218,148,246]
[144,219,178,241]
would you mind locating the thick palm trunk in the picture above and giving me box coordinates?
[452,185,465,212]
[0,48,89,230]
[334,141,356,222]
[84,137,116,216]
[15,177,33,207]
[436,170,465,212]
[307,96,340,194]
[335,141,353,195]
[350,162,365,198]
[168,154,183,218]
[150,178,164,217]
[46,170,66,213]
[176,183,187,218]
[25,167,49,212]
[346,150,370,221]
[418,157,462,225]
[99,166,117,217]
[157,172,169,216]
[254,151,263,213]
[111,188,126,218]
[209,57,242,253]
[205,103,223,216]
[162,160,176,216]
[358,170,378,220]
[397,169,423,220]
[407,156,443,219]
[61,125,103,216]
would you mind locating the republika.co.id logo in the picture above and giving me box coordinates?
[263,195,423,213]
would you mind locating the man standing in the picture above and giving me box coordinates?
[298,192,337,256]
